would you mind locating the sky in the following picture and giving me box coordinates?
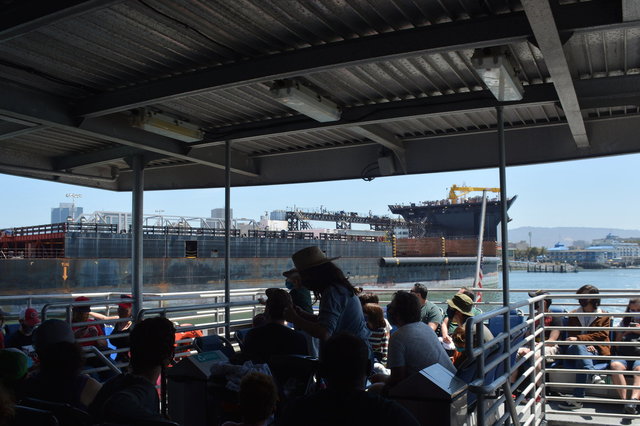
[1,152,639,235]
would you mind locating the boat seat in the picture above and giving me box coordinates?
[193,335,235,359]
[19,397,90,426]
[13,405,59,426]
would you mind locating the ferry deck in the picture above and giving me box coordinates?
[2,0,640,424]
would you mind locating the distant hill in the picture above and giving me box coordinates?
[508,227,640,248]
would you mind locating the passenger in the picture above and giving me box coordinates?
[446,293,493,346]
[441,288,482,343]
[609,298,640,414]
[451,326,467,369]
[243,288,308,364]
[72,296,107,350]
[222,372,277,426]
[90,317,175,424]
[283,269,313,315]
[5,307,40,350]
[283,246,370,349]
[283,268,318,357]
[362,303,388,365]
[22,319,102,410]
[372,291,455,389]
[358,292,379,306]
[558,284,611,411]
[279,333,419,426]
[410,283,444,332]
[523,290,561,359]
[90,295,134,363]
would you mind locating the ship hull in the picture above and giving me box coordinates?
[0,255,498,294]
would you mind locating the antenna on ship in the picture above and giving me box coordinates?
[65,193,82,222]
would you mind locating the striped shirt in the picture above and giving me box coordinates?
[369,327,388,364]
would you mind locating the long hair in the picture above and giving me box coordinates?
[621,298,640,327]
[299,261,355,298]
[577,284,600,308]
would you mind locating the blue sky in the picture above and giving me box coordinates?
[1,153,638,232]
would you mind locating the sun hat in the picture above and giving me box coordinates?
[291,246,339,272]
[446,293,475,316]
[19,307,41,327]
[33,319,75,352]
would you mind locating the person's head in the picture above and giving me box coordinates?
[411,283,428,305]
[625,298,640,313]
[238,372,277,424]
[528,290,552,311]
[292,246,351,294]
[387,291,421,327]
[283,269,301,290]
[358,292,379,306]
[18,307,40,334]
[33,319,81,377]
[264,288,291,322]
[460,289,476,302]
[129,317,175,373]
[320,333,370,390]
[446,293,475,323]
[33,319,75,354]
[362,303,385,331]
[452,325,466,352]
[622,298,640,326]
[0,349,28,390]
[117,294,133,318]
[577,284,600,311]
[72,296,91,322]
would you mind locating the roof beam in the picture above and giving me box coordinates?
[74,0,623,118]
[522,0,589,148]
[0,0,124,43]
[197,84,560,147]
[0,82,258,177]
[0,125,46,140]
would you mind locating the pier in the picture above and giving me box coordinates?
[526,262,578,273]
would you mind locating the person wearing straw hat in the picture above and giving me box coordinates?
[283,246,371,348]
[446,294,493,348]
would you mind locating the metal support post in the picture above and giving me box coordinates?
[497,106,519,425]
[224,140,231,339]
[131,154,144,320]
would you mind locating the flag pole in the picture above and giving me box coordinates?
[473,190,488,302]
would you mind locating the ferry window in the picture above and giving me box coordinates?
[185,241,197,258]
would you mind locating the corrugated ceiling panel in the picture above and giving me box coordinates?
[565,27,640,79]
[4,128,116,156]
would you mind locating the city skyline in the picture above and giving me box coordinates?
[2,152,639,236]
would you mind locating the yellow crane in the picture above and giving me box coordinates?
[448,185,501,204]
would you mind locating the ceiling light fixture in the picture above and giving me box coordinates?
[270,80,341,122]
[131,109,204,142]
[471,48,524,102]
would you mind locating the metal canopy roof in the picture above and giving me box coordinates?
[1,0,640,191]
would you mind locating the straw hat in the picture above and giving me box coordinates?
[446,293,475,316]
[291,246,339,272]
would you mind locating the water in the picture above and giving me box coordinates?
[505,268,640,311]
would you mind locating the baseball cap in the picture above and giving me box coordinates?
[20,307,40,327]
[33,319,75,352]
[118,294,133,310]
[73,296,91,313]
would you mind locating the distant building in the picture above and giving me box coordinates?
[547,237,640,264]
[51,203,83,223]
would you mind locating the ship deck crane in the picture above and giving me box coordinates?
[448,185,500,204]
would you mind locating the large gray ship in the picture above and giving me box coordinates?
[0,197,512,294]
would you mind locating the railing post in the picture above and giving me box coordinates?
[224,140,231,339]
